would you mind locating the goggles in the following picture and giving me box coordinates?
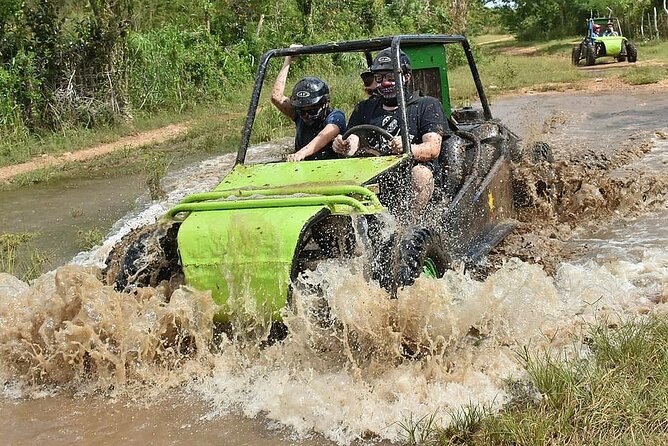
[296,103,325,119]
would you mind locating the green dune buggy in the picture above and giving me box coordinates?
[104,35,526,335]
[572,17,637,66]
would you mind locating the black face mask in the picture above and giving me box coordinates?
[382,95,398,107]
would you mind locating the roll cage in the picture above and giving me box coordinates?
[587,17,623,39]
[235,34,492,165]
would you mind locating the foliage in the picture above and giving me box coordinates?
[126,26,254,114]
[0,0,133,132]
[496,0,659,40]
[0,232,50,281]
[423,316,668,445]
[76,227,105,250]
[142,152,173,200]
[0,0,503,144]
[619,65,668,85]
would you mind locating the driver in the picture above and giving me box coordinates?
[333,48,448,214]
[591,23,601,40]
[271,49,346,162]
[603,21,618,36]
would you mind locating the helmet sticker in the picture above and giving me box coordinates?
[295,91,310,98]
[378,56,391,63]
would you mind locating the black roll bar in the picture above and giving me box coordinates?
[236,34,493,165]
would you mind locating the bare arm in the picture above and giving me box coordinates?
[288,123,341,161]
[411,132,442,161]
[389,132,441,160]
[271,56,296,120]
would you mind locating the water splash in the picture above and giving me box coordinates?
[0,131,666,444]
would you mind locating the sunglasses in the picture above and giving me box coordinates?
[373,72,396,83]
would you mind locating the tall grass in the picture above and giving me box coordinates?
[401,316,668,445]
[0,232,50,281]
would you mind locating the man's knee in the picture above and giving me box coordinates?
[412,165,434,190]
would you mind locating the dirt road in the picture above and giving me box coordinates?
[1,78,666,185]
[0,123,189,183]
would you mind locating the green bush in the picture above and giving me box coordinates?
[127,27,254,114]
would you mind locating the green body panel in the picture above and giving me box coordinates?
[404,45,451,116]
[173,156,403,322]
[177,206,324,322]
[215,156,404,190]
[595,36,626,56]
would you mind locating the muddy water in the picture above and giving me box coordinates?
[1,91,667,445]
[0,174,145,269]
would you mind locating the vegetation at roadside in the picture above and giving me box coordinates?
[0,232,50,281]
[400,316,668,445]
[75,227,104,251]
[495,0,664,41]
[0,0,495,168]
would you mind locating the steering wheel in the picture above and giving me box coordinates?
[342,124,394,156]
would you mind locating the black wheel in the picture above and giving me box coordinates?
[571,46,581,65]
[103,223,182,293]
[440,134,467,196]
[585,43,596,66]
[626,42,637,63]
[395,227,449,288]
[342,124,394,156]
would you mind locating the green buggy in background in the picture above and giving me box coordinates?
[572,17,638,66]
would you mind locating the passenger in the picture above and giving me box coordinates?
[333,48,448,215]
[271,49,346,162]
[360,70,378,97]
[591,23,600,40]
[603,21,618,36]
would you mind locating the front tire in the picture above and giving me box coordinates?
[585,44,596,66]
[571,46,581,65]
[103,223,182,292]
[395,228,449,288]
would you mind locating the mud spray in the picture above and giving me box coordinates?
[0,132,666,444]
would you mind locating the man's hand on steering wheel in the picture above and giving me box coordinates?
[389,136,404,154]
[337,125,397,157]
[333,134,359,156]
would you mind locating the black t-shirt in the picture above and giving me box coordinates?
[347,95,449,154]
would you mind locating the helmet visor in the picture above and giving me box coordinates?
[296,103,327,121]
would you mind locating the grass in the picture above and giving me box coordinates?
[0,85,255,169]
[398,316,668,445]
[0,232,51,281]
[447,36,668,106]
[619,66,668,85]
[0,102,248,190]
[76,227,105,251]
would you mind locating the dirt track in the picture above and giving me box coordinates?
[0,123,189,183]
